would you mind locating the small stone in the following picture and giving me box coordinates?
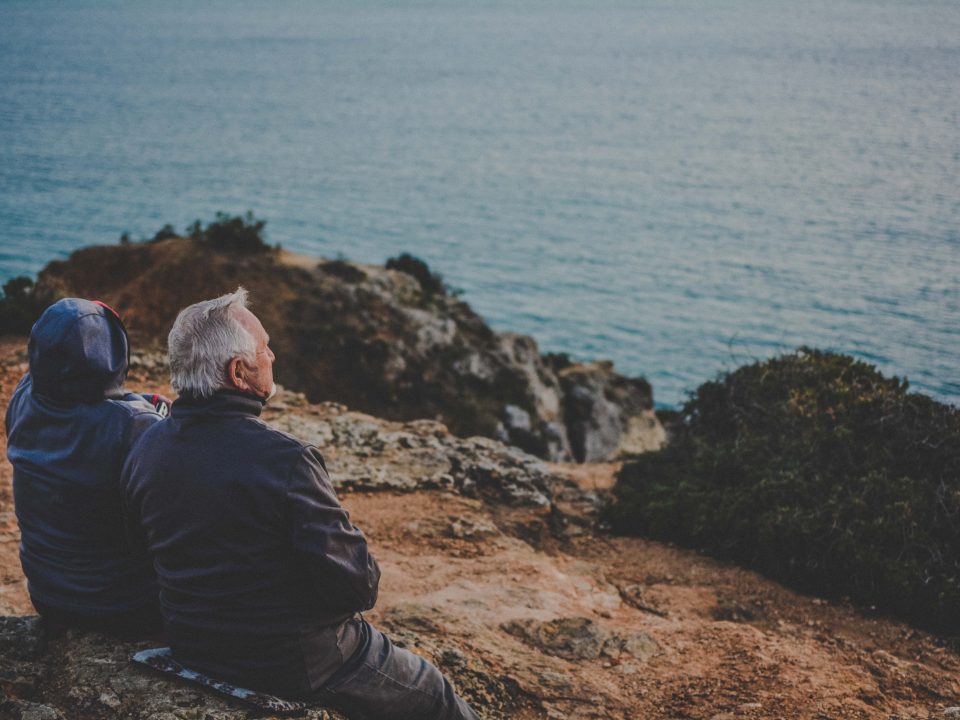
[538,671,571,689]
[601,635,623,660]
[174,709,204,720]
[169,688,198,706]
[447,517,498,540]
[872,649,897,664]
[737,702,762,711]
[943,709,960,718]
[440,647,467,668]
[502,404,532,432]
[622,631,661,661]
[98,691,121,709]
[16,703,63,720]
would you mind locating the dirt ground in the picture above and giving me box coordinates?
[0,337,957,720]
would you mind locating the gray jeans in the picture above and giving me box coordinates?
[313,618,480,720]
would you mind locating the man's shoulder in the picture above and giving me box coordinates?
[244,416,314,455]
[104,394,162,420]
[97,397,163,438]
[240,418,329,481]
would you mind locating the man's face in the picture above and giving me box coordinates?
[231,306,276,400]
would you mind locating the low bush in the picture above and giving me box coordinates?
[188,211,271,254]
[0,276,59,335]
[385,253,445,296]
[318,259,367,283]
[543,352,573,371]
[606,348,960,635]
[150,224,178,243]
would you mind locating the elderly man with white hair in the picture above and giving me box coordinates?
[121,288,479,720]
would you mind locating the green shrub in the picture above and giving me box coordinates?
[0,276,59,335]
[188,211,271,254]
[543,352,573,371]
[606,348,960,635]
[385,253,446,295]
[318,259,367,283]
[150,223,178,243]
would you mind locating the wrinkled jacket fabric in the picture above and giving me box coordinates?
[121,390,380,697]
[5,298,162,616]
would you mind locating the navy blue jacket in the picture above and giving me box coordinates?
[5,298,162,616]
[121,390,380,696]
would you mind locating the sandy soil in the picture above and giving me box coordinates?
[0,337,957,719]
[0,340,30,617]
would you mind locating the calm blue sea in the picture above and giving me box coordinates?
[1,0,958,407]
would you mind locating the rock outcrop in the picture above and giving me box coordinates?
[0,611,544,720]
[0,616,350,720]
[33,236,664,462]
[259,388,574,508]
[551,359,666,463]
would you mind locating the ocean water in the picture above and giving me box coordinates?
[0,0,957,407]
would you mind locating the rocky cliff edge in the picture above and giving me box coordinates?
[1,347,958,720]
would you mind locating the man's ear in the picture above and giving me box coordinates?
[227,357,247,391]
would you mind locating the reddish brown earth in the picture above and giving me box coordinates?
[0,337,957,720]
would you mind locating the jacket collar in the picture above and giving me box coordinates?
[172,389,265,419]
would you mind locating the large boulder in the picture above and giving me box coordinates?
[0,616,348,720]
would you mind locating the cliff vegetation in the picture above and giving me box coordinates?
[606,349,960,637]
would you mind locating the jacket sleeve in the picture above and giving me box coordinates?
[286,446,380,613]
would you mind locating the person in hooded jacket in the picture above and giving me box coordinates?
[5,298,168,637]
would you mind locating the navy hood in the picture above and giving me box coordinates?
[28,298,129,402]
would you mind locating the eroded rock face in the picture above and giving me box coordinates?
[555,362,666,463]
[38,238,663,463]
[262,392,569,507]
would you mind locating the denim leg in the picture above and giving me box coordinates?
[315,620,480,720]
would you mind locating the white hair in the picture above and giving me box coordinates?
[167,287,257,398]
